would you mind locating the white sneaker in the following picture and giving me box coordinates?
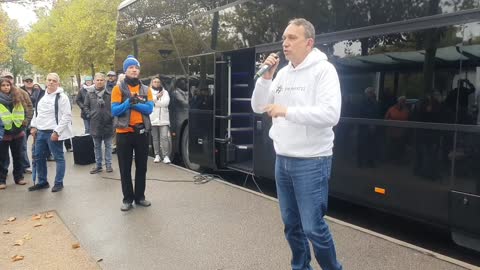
[154,155,161,163]
[162,156,171,164]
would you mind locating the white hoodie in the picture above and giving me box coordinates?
[251,48,341,158]
[150,89,170,126]
[30,87,73,140]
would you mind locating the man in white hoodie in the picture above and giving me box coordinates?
[251,18,342,270]
[29,73,73,192]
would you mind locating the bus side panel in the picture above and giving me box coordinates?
[331,122,451,225]
[188,110,216,168]
[253,114,276,180]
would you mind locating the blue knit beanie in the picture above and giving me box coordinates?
[123,55,140,72]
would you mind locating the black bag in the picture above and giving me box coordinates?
[72,134,95,165]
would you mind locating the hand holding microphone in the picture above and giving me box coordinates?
[254,51,281,80]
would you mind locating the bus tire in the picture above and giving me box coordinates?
[181,123,201,171]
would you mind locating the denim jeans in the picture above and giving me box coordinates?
[22,130,30,169]
[275,155,342,270]
[34,130,65,186]
[83,119,90,134]
[93,135,113,168]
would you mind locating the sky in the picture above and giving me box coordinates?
[2,1,51,29]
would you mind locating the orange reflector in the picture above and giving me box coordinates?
[374,187,386,195]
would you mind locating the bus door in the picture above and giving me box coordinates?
[187,53,216,169]
[218,49,257,174]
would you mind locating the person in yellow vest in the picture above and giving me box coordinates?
[0,78,27,189]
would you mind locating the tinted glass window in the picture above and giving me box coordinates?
[330,24,465,124]
[117,0,242,39]
[188,54,215,110]
[118,0,479,46]
[114,40,134,73]
[452,21,480,195]
[171,21,209,56]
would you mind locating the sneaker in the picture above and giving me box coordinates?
[0,183,6,190]
[47,155,55,161]
[154,155,161,163]
[135,199,151,207]
[112,148,117,154]
[51,185,64,192]
[15,179,27,185]
[90,167,103,174]
[106,166,113,173]
[66,148,73,152]
[24,168,32,174]
[121,202,133,211]
[162,156,171,164]
[28,182,50,191]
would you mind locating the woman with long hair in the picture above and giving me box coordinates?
[149,77,171,163]
[0,78,27,189]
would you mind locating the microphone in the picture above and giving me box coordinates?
[254,51,281,80]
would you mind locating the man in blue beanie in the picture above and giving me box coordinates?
[111,55,154,211]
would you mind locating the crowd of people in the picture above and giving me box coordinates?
[0,55,172,204]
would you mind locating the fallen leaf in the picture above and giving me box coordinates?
[7,217,16,222]
[3,231,10,234]
[44,213,54,219]
[23,234,32,240]
[32,214,41,221]
[13,240,24,246]
[97,258,103,262]
[33,223,42,228]
[72,243,80,249]
[11,255,24,262]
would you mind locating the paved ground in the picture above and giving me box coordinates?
[0,107,475,270]
[0,211,100,269]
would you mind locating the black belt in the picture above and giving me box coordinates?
[38,129,54,132]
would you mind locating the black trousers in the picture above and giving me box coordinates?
[0,136,24,183]
[116,132,149,203]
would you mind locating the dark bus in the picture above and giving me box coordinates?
[116,0,480,252]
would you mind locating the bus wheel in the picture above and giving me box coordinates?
[181,124,201,171]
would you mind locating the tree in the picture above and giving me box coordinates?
[0,19,32,81]
[0,8,10,63]
[21,0,121,87]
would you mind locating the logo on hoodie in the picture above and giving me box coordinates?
[275,85,283,94]
[275,84,306,94]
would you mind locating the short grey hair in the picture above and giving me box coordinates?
[47,73,60,82]
[288,18,315,40]
[94,73,105,79]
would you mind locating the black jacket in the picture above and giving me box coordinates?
[83,87,113,137]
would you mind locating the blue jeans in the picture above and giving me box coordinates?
[22,130,30,169]
[275,155,342,270]
[34,130,65,186]
[93,135,112,168]
[83,119,90,134]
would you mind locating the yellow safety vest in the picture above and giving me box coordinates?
[0,103,25,130]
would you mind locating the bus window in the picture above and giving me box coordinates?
[452,22,480,195]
